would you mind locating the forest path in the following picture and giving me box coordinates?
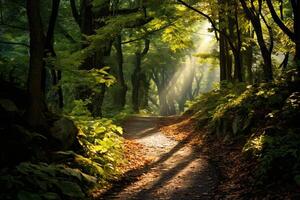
[98,116,217,200]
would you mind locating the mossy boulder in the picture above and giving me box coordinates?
[49,117,78,150]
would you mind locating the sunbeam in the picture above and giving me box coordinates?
[161,22,216,112]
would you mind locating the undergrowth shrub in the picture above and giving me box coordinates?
[0,99,124,199]
[243,91,300,186]
[244,131,300,185]
[210,82,290,136]
[0,162,96,199]
[187,78,300,188]
[66,99,124,182]
[69,117,123,180]
[186,82,247,127]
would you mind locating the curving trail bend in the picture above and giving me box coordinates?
[98,116,217,200]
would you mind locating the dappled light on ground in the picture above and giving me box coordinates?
[160,117,204,146]
[118,140,153,174]
[94,116,217,200]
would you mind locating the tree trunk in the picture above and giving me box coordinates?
[225,41,233,81]
[233,50,243,82]
[220,34,227,81]
[227,2,243,82]
[132,52,142,112]
[114,35,127,108]
[261,48,273,81]
[79,0,95,70]
[158,92,169,116]
[294,2,300,71]
[240,0,273,82]
[140,73,150,109]
[279,52,289,71]
[244,43,253,84]
[26,0,46,127]
[131,39,150,112]
[178,99,185,112]
[233,1,243,82]
[75,0,111,116]
[167,95,176,115]
[57,70,64,108]
[295,40,300,71]
[91,84,106,117]
[266,0,299,72]
[219,0,227,81]
[45,0,63,110]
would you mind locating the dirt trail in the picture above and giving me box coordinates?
[98,116,217,200]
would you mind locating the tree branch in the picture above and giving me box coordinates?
[259,6,274,52]
[279,0,284,20]
[122,22,175,44]
[45,0,60,53]
[279,52,289,70]
[265,0,295,41]
[141,39,150,56]
[70,0,80,26]
[0,40,29,47]
[176,0,236,51]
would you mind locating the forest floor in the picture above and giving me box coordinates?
[93,116,218,200]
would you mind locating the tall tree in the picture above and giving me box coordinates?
[132,39,150,112]
[26,0,46,127]
[265,0,300,72]
[239,0,274,82]
[177,0,244,82]
[113,35,127,108]
[70,0,110,117]
[44,0,63,109]
[26,0,61,127]
[219,0,228,81]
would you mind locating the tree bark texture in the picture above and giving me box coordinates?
[132,39,150,112]
[26,0,46,127]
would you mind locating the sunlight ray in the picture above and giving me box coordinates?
[160,22,215,109]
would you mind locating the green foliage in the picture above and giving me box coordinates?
[62,67,116,91]
[58,65,116,114]
[186,82,247,127]
[2,0,300,198]
[242,91,300,185]
[244,132,300,184]
[0,44,29,87]
[209,82,289,135]
[67,99,93,117]
[67,102,124,181]
[188,78,300,187]
[104,105,134,123]
[59,66,116,109]
[0,162,96,199]
[74,117,123,178]
[0,100,124,199]
[88,13,150,52]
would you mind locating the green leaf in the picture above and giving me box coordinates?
[55,181,85,198]
[17,191,42,200]
[115,126,123,134]
[42,193,61,200]
[94,126,106,134]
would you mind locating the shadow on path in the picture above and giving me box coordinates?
[96,116,217,200]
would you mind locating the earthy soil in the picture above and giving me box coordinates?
[95,116,218,200]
